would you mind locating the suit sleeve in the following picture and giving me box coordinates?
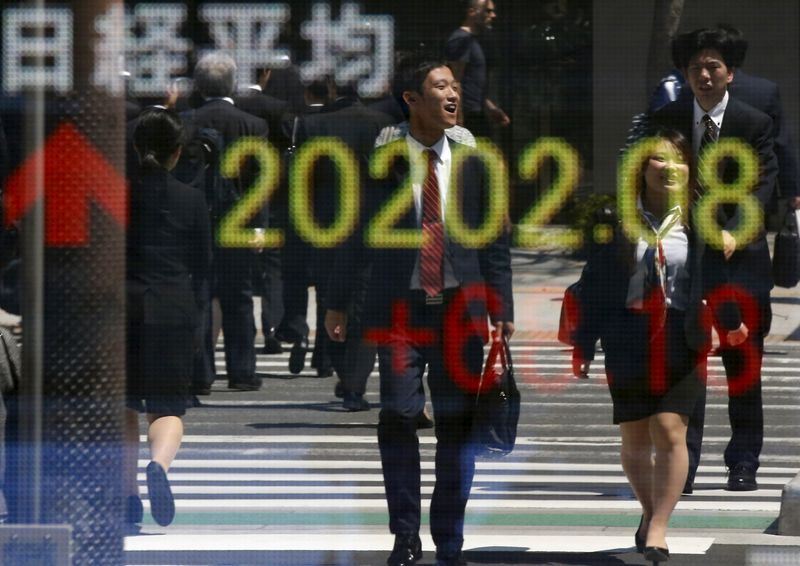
[768,86,800,200]
[571,231,620,363]
[325,142,379,312]
[191,189,213,310]
[471,157,514,323]
[723,109,777,233]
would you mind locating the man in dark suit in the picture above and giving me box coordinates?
[188,52,269,391]
[289,81,393,402]
[235,68,291,356]
[651,27,778,493]
[326,55,514,566]
[273,79,331,375]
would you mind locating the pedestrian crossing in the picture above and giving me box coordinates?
[124,340,800,563]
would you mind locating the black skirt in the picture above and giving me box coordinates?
[126,322,194,416]
[601,308,706,423]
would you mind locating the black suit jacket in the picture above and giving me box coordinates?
[187,99,269,225]
[730,70,799,200]
[651,96,778,294]
[234,88,290,149]
[294,97,394,226]
[328,137,514,339]
[574,212,739,363]
[127,169,212,326]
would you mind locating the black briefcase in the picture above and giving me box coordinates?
[772,210,800,288]
[471,335,520,458]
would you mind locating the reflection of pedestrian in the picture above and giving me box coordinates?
[188,52,270,391]
[652,26,778,494]
[235,67,291,356]
[287,81,392,399]
[124,109,212,527]
[326,54,514,566]
[573,128,735,563]
[445,0,510,137]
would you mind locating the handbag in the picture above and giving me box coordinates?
[772,209,800,288]
[471,335,520,458]
[558,280,582,346]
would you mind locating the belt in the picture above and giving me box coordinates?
[424,293,444,305]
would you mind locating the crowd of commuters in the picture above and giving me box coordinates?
[0,2,798,564]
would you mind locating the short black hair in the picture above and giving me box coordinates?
[671,26,745,69]
[392,53,450,101]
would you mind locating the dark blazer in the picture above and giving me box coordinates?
[651,96,778,294]
[234,88,290,149]
[127,169,212,326]
[294,97,394,226]
[574,213,736,363]
[328,137,514,337]
[730,70,799,201]
[186,99,269,218]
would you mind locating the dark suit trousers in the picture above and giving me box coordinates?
[376,292,483,556]
[276,237,312,343]
[214,248,257,381]
[330,271,376,395]
[687,294,770,476]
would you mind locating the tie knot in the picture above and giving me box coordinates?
[426,149,438,167]
[702,114,715,130]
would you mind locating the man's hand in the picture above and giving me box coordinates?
[790,196,800,210]
[571,349,590,379]
[493,321,515,342]
[726,322,749,347]
[722,230,737,260]
[325,309,348,342]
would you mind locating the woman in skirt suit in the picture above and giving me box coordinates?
[124,108,212,527]
[572,127,745,563]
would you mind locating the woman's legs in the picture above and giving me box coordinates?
[646,412,689,549]
[146,414,184,471]
[620,418,655,538]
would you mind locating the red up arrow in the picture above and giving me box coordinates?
[3,121,127,246]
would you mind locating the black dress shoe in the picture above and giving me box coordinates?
[682,478,694,495]
[387,533,422,566]
[644,546,670,564]
[289,339,309,374]
[146,461,175,526]
[262,335,283,355]
[228,377,262,391]
[727,462,758,491]
[343,392,370,411]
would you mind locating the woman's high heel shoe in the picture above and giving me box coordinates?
[634,515,646,553]
[644,546,670,564]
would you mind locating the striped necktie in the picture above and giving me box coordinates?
[420,149,444,297]
[697,113,718,196]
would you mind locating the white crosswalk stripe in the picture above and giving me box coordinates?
[125,340,800,562]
